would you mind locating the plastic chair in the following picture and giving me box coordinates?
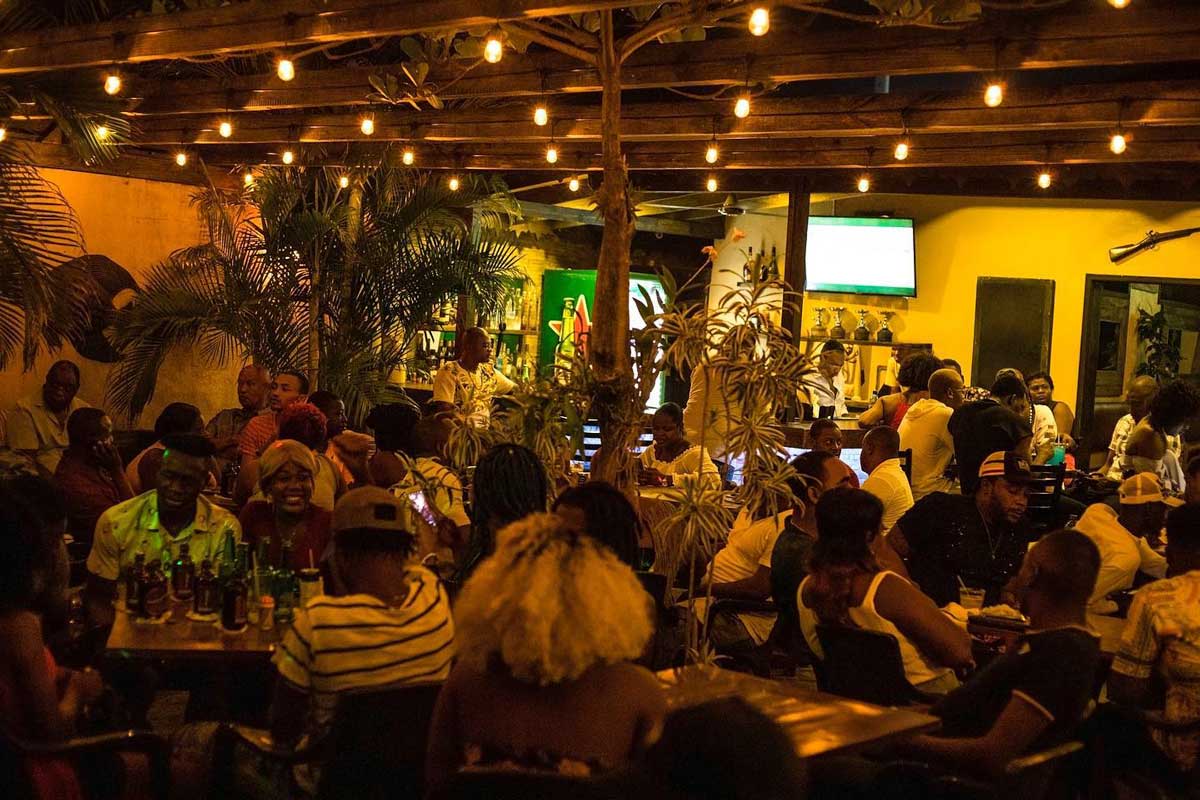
[814,624,937,706]
[1,726,169,800]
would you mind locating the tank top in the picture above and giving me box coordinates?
[888,397,911,429]
[799,571,953,688]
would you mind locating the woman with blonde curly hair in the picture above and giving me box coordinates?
[425,512,665,793]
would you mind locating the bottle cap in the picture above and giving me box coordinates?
[260,595,275,608]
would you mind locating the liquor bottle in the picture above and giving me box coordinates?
[495,346,506,375]
[768,245,780,280]
[193,559,219,616]
[742,246,754,282]
[171,543,195,601]
[221,555,248,631]
[142,563,169,618]
[125,552,146,612]
[503,345,516,378]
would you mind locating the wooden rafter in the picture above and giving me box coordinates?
[517,200,725,238]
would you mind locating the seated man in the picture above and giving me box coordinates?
[205,364,270,471]
[6,360,90,478]
[1107,503,1200,777]
[899,367,964,501]
[860,426,914,532]
[234,369,310,504]
[898,529,1102,777]
[309,389,375,488]
[84,434,241,627]
[888,451,1033,607]
[1073,472,1173,612]
[947,373,1033,495]
[270,487,455,746]
[54,408,134,544]
[806,418,843,458]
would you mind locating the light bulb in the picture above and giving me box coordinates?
[360,116,375,135]
[339,175,350,189]
[277,58,295,82]
[484,36,504,64]
[95,125,109,141]
[857,176,871,193]
[705,143,719,164]
[748,7,770,36]
[1108,0,1129,7]
[104,73,122,95]
[0,126,8,143]
[568,177,580,192]
[282,149,295,165]
[175,152,188,167]
[546,144,558,164]
[448,176,460,191]
[402,148,415,165]
[1037,171,1052,189]
[734,95,751,119]
[243,171,254,186]
[893,141,909,161]
[534,105,549,126]
[984,82,1004,108]
[706,176,718,193]
[1110,133,1127,154]
[219,120,232,138]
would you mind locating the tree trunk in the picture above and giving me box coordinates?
[308,244,321,390]
[589,10,638,487]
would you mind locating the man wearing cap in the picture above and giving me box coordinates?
[1072,473,1173,613]
[888,451,1033,607]
[269,486,455,746]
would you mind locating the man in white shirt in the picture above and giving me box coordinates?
[899,367,963,501]
[432,327,515,427]
[1073,472,1175,613]
[860,426,914,532]
[6,360,90,477]
[682,364,741,461]
[798,340,847,418]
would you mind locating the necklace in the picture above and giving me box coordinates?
[979,508,1005,559]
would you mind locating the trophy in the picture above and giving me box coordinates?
[877,310,895,343]
[809,307,827,339]
[829,307,846,339]
[853,308,871,341]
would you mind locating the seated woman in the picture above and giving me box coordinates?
[237,440,333,578]
[236,403,347,510]
[1026,371,1075,449]
[0,476,148,800]
[638,403,720,489]
[552,481,645,568]
[1125,379,1200,496]
[125,402,205,494]
[797,487,973,694]
[457,443,549,580]
[858,352,943,430]
[425,513,665,793]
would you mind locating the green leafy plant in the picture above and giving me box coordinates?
[1135,307,1181,382]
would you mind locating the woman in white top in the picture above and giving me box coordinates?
[638,403,720,489]
[797,487,973,693]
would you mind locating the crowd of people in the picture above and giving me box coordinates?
[0,340,1199,799]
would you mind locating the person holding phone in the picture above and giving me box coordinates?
[55,408,135,546]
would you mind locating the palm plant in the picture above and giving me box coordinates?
[107,158,522,422]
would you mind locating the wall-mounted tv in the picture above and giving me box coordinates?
[804,216,916,297]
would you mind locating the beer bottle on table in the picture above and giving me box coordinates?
[171,543,195,600]
[221,558,248,631]
[193,559,219,616]
[275,544,296,625]
[125,552,147,612]
[143,563,169,618]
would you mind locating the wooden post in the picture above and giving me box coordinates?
[782,176,810,343]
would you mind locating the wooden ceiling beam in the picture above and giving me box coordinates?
[129,80,1200,145]
[122,5,1200,116]
[0,0,662,75]
[19,141,239,188]
[517,200,725,238]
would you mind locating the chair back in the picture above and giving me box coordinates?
[1027,463,1066,533]
[815,624,924,706]
[439,769,622,800]
[898,448,913,483]
[316,682,443,800]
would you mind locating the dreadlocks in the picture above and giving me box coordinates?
[459,443,549,580]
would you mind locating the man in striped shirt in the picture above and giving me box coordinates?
[270,486,455,744]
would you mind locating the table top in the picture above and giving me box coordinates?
[657,665,940,760]
[967,613,1126,656]
[106,601,279,661]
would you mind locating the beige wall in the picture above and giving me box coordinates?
[710,192,1200,411]
[0,168,241,432]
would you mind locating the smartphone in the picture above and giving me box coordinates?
[407,489,438,527]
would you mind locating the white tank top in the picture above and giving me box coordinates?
[798,570,953,688]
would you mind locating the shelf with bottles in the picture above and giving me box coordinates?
[736,242,781,287]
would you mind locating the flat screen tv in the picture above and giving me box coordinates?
[804,216,916,297]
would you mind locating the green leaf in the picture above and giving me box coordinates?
[399,37,426,61]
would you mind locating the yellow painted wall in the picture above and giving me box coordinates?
[712,193,1200,411]
[0,168,240,431]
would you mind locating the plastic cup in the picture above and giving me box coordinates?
[959,587,986,611]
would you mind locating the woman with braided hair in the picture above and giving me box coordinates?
[456,443,549,580]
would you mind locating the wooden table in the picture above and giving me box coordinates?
[657,665,940,760]
[106,601,279,662]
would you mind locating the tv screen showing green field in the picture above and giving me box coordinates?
[804,217,916,297]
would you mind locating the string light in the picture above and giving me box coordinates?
[1037,171,1053,189]
[104,73,122,95]
[706,175,718,193]
[175,152,188,167]
[360,116,375,136]
[984,82,1004,108]
[748,7,770,36]
[402,148,415,166]
[339,175,350,189]
[533,104,549,126]
[734,94,751,119]
[276,58,296,82]
[219,120,233,138]
[282,149,295,164]
[1108,0,1129,7]
[705,141,719,164]
[893,140,910,161]
[545,142,558,164]
[484,33,504,64]
[95,125,109,140]
[1110,132,1127,154]
[243,171,254,187]
[568,177,581,192]
[857,176,871,193]
[448,176,461,191]
[0,126,6,143]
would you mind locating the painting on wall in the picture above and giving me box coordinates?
[56,254,138,363]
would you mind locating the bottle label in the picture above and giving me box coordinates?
[222,585,247,629]
[194,582,218,615]
[172,564,195,599]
